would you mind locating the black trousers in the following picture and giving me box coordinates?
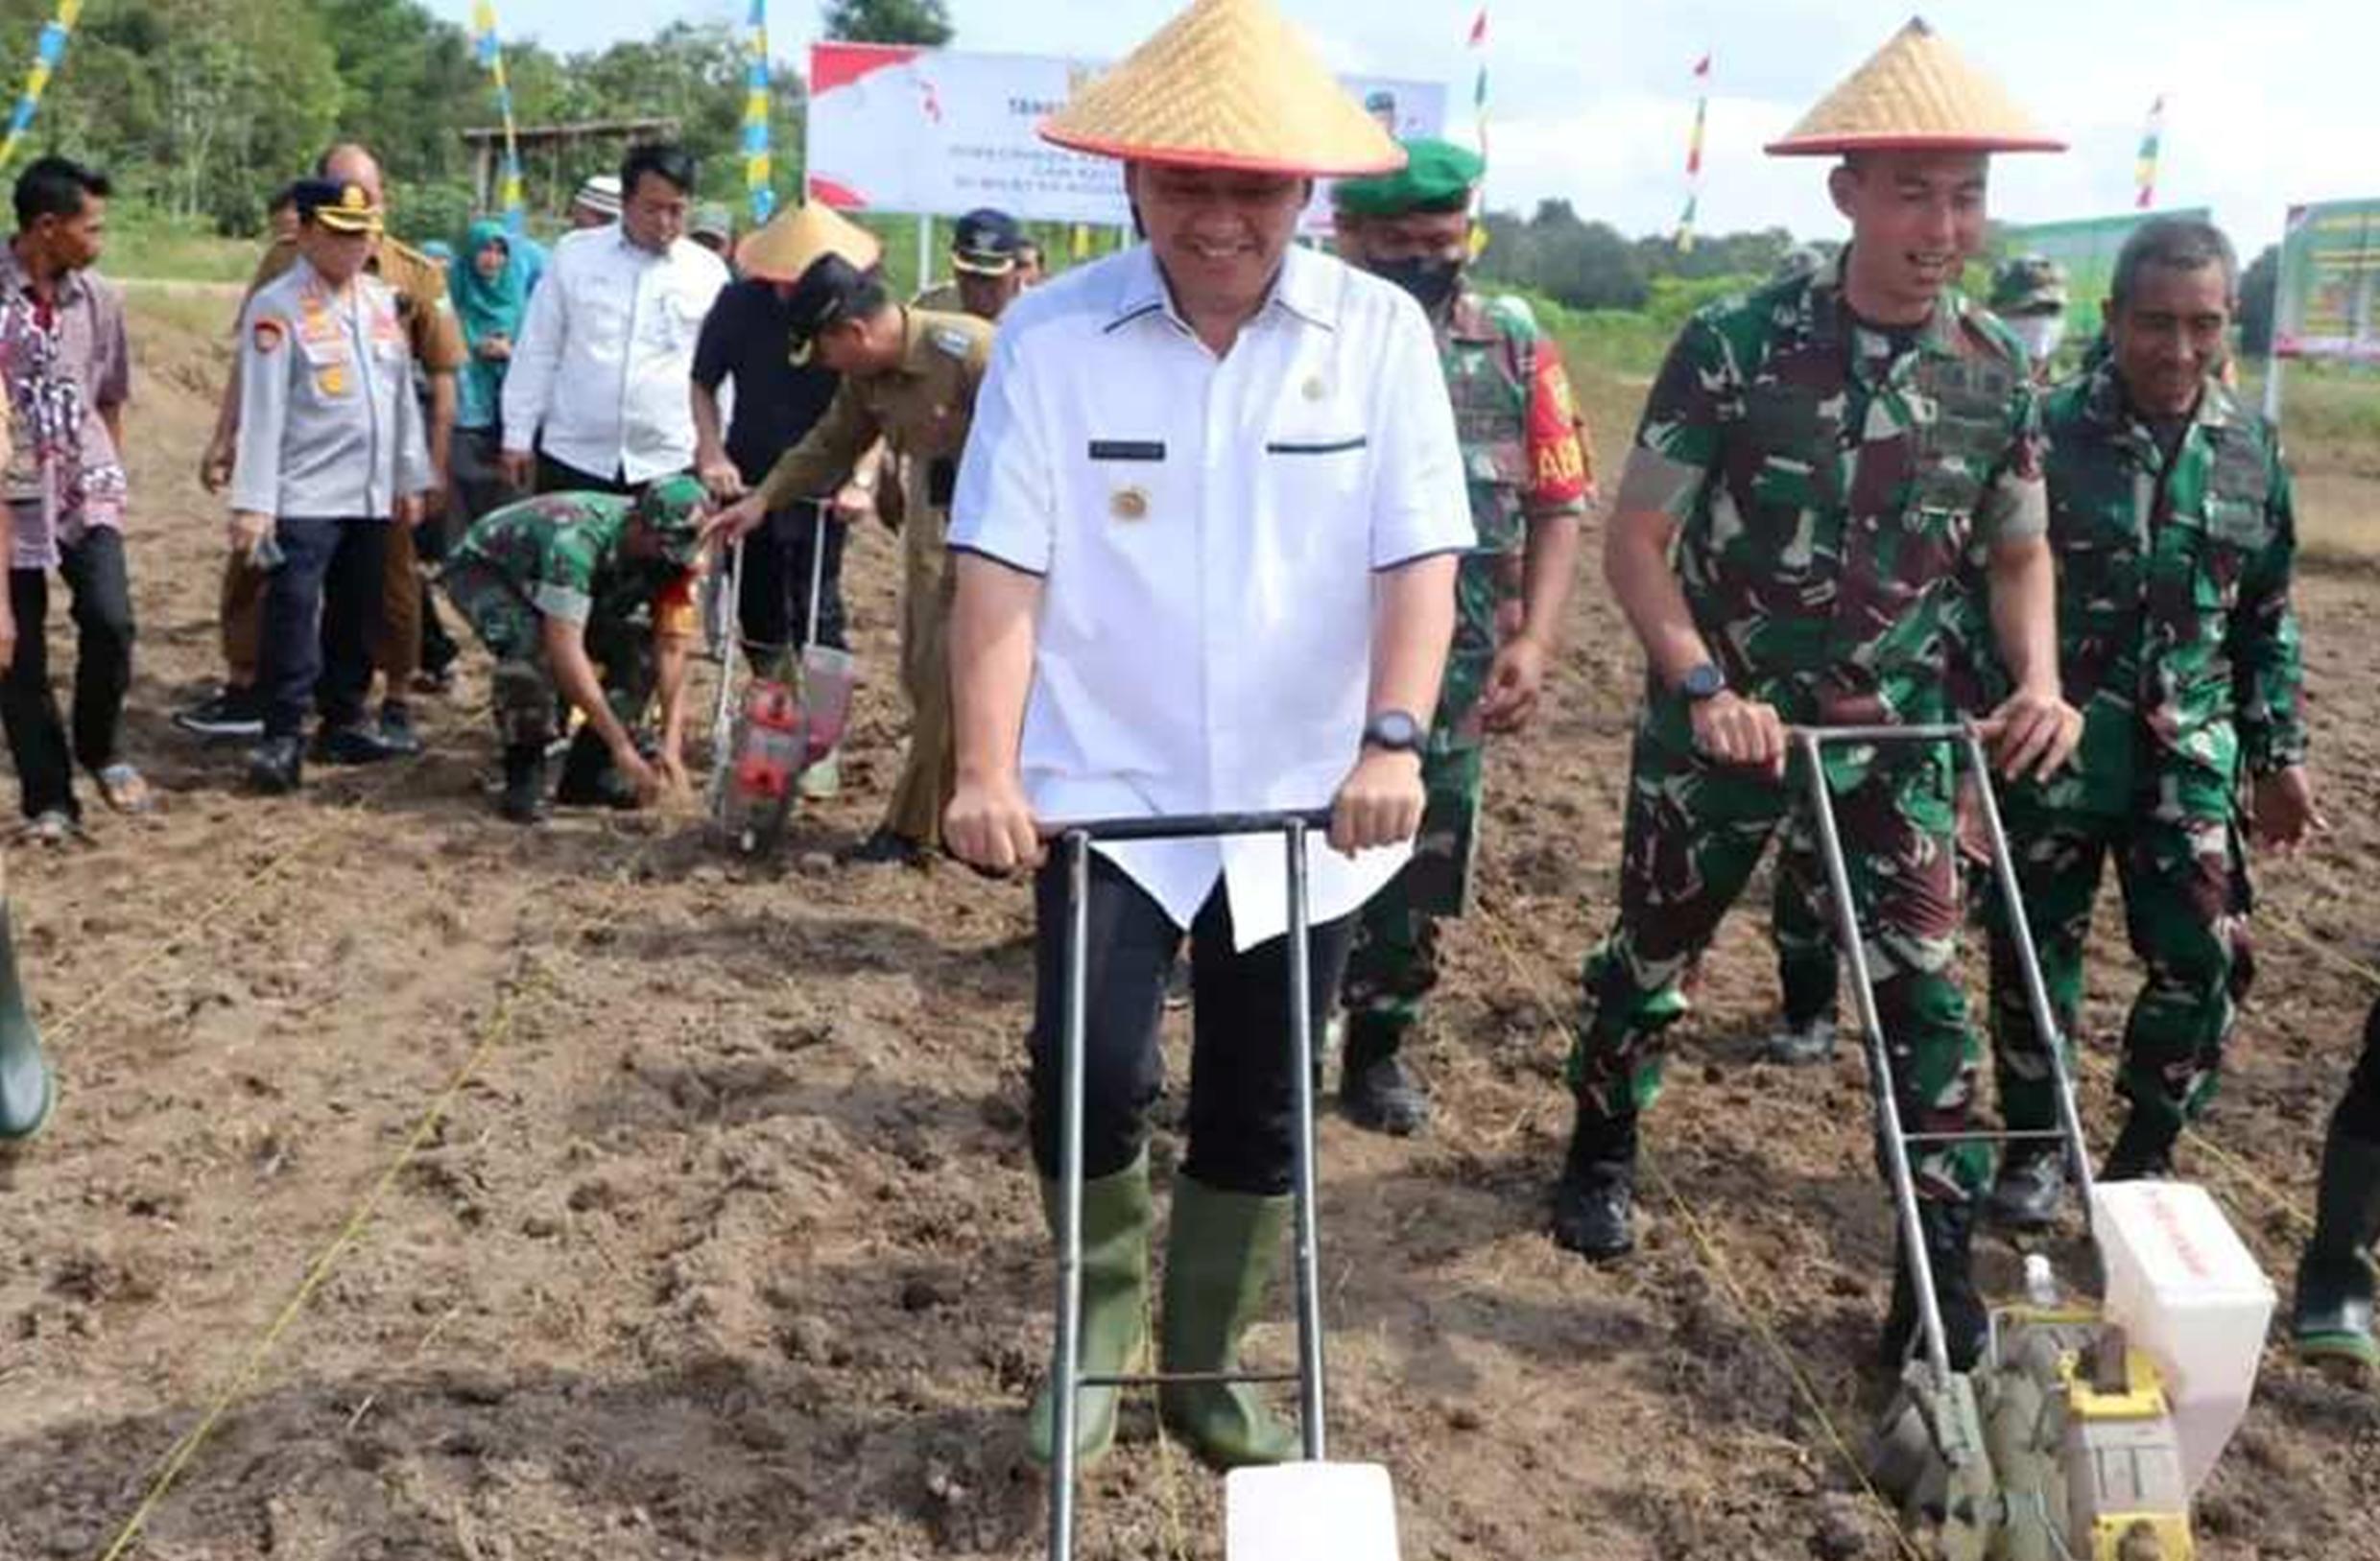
[2338,997,2380,1144]
[536,449,638,499]
[3,528,134,820]
[737,504,848,659]
[1028,850,1352,1194]
[449,426,521,531]
[258,517,386,740]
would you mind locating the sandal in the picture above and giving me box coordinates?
[96,763,155,816]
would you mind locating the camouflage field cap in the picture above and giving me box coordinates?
[631,475,710,567]
[1989,253,2069,316]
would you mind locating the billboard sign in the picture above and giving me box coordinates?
[2273,199,2380,364]
[805,43,1446,232]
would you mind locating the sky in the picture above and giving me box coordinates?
[434,0,2377,255]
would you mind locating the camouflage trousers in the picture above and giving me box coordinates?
[1342,743,1485,1046]
[1571,731,1989,1200]
[440,559,654,747]
[1985,787,2253,1141]
[1766,827,1843,1029]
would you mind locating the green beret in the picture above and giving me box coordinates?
[1332,137,1484,218]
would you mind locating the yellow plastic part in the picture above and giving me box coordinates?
[2062,1347,2172,1423]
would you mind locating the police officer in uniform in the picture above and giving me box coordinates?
[709,205,992,866]
[185,143,463,756]
[227,180,436,793]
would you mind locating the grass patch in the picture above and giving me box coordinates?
[2240,363,2380,481]
[104,212,260,286]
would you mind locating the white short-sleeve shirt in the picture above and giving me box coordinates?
[500,225,728,483]
[949,243,1472,949]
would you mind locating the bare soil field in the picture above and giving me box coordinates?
[0,292,2374,1561]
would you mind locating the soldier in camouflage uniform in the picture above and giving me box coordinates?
[1988,253,2070,374]
[441,475,708,822]
[1983,218,2319,1228]
[1555,18,2084,1370]
[1761,251,2072,1070]
[1328,139,1593,1135]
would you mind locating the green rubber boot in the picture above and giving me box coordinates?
[1026,1153,1153,1467]
[2292,1127,2380,1378]
[1159,1176,1298,1469]
[0,896,55,1142]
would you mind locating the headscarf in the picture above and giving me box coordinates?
[450,218,528,432]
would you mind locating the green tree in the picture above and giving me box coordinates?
[821,0,952,45]
[2238,243,2279,358]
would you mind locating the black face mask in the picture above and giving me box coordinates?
[1370,255,1463,313]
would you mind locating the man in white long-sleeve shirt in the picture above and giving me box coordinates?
[500,144,726,497]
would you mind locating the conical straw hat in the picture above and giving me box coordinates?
[1042,0,1403,177]
[1766,17,2063,156]
[737,201,883,285]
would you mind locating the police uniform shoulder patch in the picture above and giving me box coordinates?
[251,316,287,353]
[929,325,974,360]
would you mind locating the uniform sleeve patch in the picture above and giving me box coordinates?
[251,317,286,354]
[930,326,973,359]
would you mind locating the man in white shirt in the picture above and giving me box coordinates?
[943,0,1469,1474]
[500,144,726,496]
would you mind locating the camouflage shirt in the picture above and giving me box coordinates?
[2033,359,2304,816]
[1434,288,1594,751]
[1614,254,2046,746]
[451,491,686,628]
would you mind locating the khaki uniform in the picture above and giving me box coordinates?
[222,236,464,691]
[752,307,991,849]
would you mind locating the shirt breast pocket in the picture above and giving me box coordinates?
[1911,412,1999,516]
[640,284,703,351]
[580,277,631,343]
[1263,433,1369,522]
[298,334,356,399]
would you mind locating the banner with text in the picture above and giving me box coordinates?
[1995,208,2209,342]
[805,42,1445,232]
[2274,199,2380,364]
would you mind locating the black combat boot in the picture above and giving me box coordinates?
[246,734,304,794]
[2101,1106,2179,1183]
[497,743,549,824]
[1551,1106,1638,1261]
[1880,1198,1989,1373]
[554,727,636,810]
[1986,1144,2069,1232]
[1340,1018,1430,1137]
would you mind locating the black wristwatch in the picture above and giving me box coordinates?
[1362,709,1426,756]
[1678,662,1728,702]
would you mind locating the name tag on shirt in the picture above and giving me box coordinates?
[1088,439,1167,461]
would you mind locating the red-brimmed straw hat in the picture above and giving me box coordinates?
[1766,17,2065,156]
[1040,0,1406,177]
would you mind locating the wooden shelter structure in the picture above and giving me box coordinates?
[462,117,680,218]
